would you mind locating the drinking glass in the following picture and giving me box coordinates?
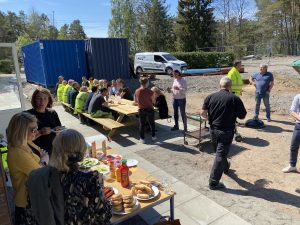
[162,177,172,195]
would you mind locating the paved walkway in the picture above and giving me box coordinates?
[55,105,250,225]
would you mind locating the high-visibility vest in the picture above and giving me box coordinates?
[62,84,71,103]
[57,84,66,102]
[228,67,243,96]
[1,145,8,172]
[74,91,88,114]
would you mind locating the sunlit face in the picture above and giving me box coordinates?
[260,66,267,74]
[35,92,49,111]
[27,122,38,142]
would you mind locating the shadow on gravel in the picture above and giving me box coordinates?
[224,172,300,209]
[259,124,293,133]
[271,119,295,126]
[157,141,201,155]
[241,137,270,147]
[198,141,248,157]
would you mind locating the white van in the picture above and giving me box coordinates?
[134,52,187,75]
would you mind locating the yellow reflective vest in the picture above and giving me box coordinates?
[57,84,66,102]
[74,91,88,114]
[62,84,71,103]
[228,67,243,96]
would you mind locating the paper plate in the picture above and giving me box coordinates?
[126,159,138,167]
[90,164,110,175]
[136,185,159,201]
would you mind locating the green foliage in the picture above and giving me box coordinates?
[175,0,215,52]
[58,24,69,40]
[69,20,87,39]
[0,59,13,73]
[172,51,235,68]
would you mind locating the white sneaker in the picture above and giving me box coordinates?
[140,139,146,144]
[152,136,157,141]
[282,165,297,173]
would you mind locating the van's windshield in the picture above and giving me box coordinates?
[162,54,178,61]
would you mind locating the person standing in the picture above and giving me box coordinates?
[228,60,243,96]
[282,94,300,173]
[167,70,187,131]
[201,76,247,190]
[249,64,274,122]
[134,78,156,143]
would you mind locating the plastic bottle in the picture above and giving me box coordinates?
[120,159,129,188]
[109,159,116,179]
[102,140,107,155]
[115,164,121,182]
[91,141,97,158]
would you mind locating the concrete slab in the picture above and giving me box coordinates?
[209,212,251,225]
[176,195,229,225]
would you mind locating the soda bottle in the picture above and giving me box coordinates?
[109,159,116,179]
[120,159,129,188]
[115,164,121,182]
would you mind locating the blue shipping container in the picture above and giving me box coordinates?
[85,38,131,80]
[22,40,88,87]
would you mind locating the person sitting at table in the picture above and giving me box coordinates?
[88,76,94,90]
[27,88,62,155]
[116,79,133,100]
[99,79,108,89]
[109,79,119,96]
[7,112,48,225]
[26,129,112,225]
[74,86,89,115]
[62,79,74,103]
[57,80,67,102]
[81,76,89,87]
[88,88,114,117]
[84,86,98,112]
[151,86,169,119]
[69,82,80,108]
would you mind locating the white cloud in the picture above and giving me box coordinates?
[85,27,108,38]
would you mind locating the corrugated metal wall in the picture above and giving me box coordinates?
[85,38,130,80]
[22,41,46,86]
[22,40,87,87]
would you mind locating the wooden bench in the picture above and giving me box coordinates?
[60,102,74,112]
[81,113,124,131]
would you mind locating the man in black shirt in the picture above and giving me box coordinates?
[201,76,247,190]
[88,88,110,114]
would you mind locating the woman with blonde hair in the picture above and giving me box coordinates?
[151,86,169,119]
[7,112,48,224]
[26,129,112,225]
[27,88,62,155]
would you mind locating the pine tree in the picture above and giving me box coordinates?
[58,24,69,40]
[69,19,87,39]
[175,0,215,52]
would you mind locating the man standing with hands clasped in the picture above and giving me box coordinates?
[201,76,247,190]
[249,64,274,122]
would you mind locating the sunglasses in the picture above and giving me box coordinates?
[30,127,39,133]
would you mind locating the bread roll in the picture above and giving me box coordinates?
[124,207,134,213]
[137,193,150,199]
[139,180,152,187]
[111,194,122,201]
[124,201,135,208]
[122,194,133,200]
[134,184,145,190]
[112,204,123,211]
[111,199,123,206]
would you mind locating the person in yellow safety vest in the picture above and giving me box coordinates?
[62,79,74,103]
[74,86,89,115]
[56,80,67,102]
[88,77,94,90]
[228,60,243,96]
[1,144,8,172]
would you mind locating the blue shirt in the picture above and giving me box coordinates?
[251,72,273,95]
[290,94,300,123]
[109,86,119,96]
[84,92,95,112]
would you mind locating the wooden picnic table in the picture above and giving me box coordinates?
[100,148,176,224]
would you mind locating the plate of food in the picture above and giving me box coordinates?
[51,126,67,133]
[78,158,99,169]
[90,164,110,175]
[131,180,160,201]
[111,194,139,215]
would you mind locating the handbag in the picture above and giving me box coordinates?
[153,216,181,225]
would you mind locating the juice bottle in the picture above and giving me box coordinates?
[91,141,97,158]
[115,164,121,182]
[120,159,129,188]
[109,159,116,179]
[102,140,107,155]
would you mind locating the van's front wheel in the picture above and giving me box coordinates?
[166,67,173,76]
[136,67,143,74]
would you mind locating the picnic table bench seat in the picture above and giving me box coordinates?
[81,113,124,130]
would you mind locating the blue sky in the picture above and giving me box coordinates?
[0,0,256,37]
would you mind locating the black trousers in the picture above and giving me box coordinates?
[15,206,26,225]
[209,128,234,186]
[139,108,155,139]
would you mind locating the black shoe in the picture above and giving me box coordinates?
[209,182,226,190]
[224,161,231,175]
[171,126,179,131]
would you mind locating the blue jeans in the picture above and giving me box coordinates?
[255,93,270,119]
[290,123,300,167]
[173,98,187,131]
